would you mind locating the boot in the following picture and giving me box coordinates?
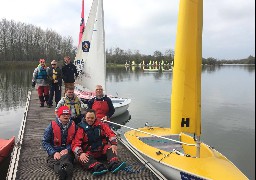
[39,96,44,107]
[59,163,73,180]
[58,166,67,180]
[108,161,126,173]
[106,148,126,173]
[92,164,108,176]
[44,95,49,107]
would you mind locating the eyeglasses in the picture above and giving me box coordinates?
[51,64,56,65]
[62,113,70,116]
[96,89,103,91]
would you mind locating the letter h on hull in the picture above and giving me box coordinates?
[181,118,190,127]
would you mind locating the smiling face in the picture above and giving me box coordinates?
[85,111,96,125]
[95,85,104,97]
[66,89,74,98]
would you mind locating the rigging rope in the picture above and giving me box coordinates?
[103,120,197,147]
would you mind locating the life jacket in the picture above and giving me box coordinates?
[64,96,81,117]
[92,97,109,119]
[52,68,57,81]
[79,121,106,151]
[36,66,47,79]
[51,121,76,147]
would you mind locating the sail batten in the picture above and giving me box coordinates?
[170,0,203,136]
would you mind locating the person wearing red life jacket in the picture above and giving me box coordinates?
[71,109,126,176]
[42,106,77,180]
[87,85,115,121]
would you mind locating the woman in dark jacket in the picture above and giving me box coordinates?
[47,60,62,107]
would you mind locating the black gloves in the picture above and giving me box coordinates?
[32,81,36,87]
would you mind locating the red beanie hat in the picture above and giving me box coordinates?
[57,106,71,117]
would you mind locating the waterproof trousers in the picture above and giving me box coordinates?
[38,86,49,106]
[78,145,118,171]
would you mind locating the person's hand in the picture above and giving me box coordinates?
[79,153,89,164]
[32,81,35,87]
[60,149,68,156]
[54,152,61,160]
[111,145,117,155]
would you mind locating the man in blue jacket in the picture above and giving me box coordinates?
[42,106,76,180]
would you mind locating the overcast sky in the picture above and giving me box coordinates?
[0,0,255,60]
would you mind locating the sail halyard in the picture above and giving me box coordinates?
[170,0,202,136]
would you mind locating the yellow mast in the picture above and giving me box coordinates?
[171,0,203,136]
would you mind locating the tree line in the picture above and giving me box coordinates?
[0,19,254,65]
[0,18,74,62]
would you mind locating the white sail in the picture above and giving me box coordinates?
[75,0,106,92]
[74,0,131,118]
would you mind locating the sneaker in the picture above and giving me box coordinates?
[92,164,108,176]
[47,104,52,108]
[109,162,126,173]
[40,103,44,107]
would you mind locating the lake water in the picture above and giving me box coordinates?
[0,65,255,179]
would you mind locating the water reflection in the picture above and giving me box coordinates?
[110,110,131,131]
[106,66,173,82]
[201,64,255,74]
[0,67,33,110]
[0,65,254,110]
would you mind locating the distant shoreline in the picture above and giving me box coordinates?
[0,61,254,68]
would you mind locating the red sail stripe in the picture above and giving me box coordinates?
[78,0,85,47]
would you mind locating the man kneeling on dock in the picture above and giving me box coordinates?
[42,106,76,180]
[71,109,126,176]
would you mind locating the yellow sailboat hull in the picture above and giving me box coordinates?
[124,127,248,179]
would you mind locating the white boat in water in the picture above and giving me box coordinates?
[124,0,248,179]
[74,0,131,118]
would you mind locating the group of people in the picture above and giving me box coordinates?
[32,56,78,108]
[34,57,124,179]
[42,106,124,179]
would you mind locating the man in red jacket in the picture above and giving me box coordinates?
[71,109,126,176]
